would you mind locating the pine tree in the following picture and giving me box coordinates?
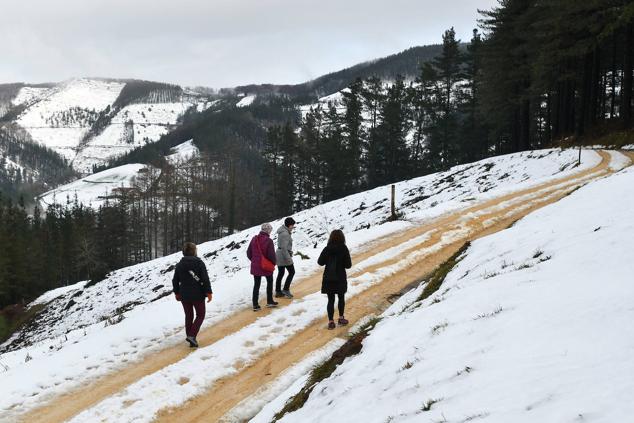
[341,78,366,191]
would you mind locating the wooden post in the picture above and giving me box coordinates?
[391,184,396,220]
[578,144,582,167]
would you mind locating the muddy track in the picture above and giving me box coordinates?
[154,151,624,422]
[20,151,623,423]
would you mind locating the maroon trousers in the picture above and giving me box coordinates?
[181,300,205,337]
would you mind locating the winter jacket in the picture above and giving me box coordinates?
[275,225,294,267]
[172,256,212,302]
[247,231,277,276]
[318,243,352,294]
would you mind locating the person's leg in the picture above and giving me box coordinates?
[181,301,194,336]
[283,265,296,291]
[338,293,346,317]
[252,276,262,308]
[266,275,274,304]
[275,266,286,293]
[191,300,206,337]
[326,293,335,321]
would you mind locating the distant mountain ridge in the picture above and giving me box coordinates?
[229,44,445,98]
[0,43,446,202]
[0,78,212,175]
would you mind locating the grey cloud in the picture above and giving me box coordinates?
[0,0,497,87]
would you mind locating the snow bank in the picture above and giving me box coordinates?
[275,163,634,423]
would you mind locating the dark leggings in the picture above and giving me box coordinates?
[181,300,206,337]
[276,265,296,292]
[253,275,274,307]
[326,293,345,320]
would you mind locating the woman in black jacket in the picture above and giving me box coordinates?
[318,229,352,330]
[172,242,213,348]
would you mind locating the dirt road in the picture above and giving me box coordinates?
[21,151,625,423]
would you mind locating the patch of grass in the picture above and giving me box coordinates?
[474,306,504,320]
[463,413,489,421]
[456,366,473,377]
[431,321,449,335]
[482,270,499,279]
[421,398,442,412]
[532,249,544,259]
[562,184,585,198]
[417,243,470,302]
[295,251,310,260]
[272,317,381,421]
[401,361,414,371]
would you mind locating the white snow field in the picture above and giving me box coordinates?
[268,160,634,423]
[16,79,125,162]
[165,139,199,164]
[236,95,256,107]
[12,78,210,173]
[37,139,200,208]
[72,102,203,173]
[0,149,622,421]
[37,163,149,208]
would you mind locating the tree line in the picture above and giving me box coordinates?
[265,0,634,215]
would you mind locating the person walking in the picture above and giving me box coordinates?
[172,242,212,348]
[275,217,296,299]
[318,229,352,330]
[247,223,278,311]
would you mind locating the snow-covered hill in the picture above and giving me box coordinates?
[264,154,634,423]
[0,149,611,420]
[38,139,200,208]
[4,78,211,173]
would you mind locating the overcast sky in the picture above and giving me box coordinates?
[0,0,497,89]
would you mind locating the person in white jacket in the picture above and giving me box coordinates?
[275,217,296,298]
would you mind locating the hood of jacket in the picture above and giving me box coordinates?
[277,225,290,236]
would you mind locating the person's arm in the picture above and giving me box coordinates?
[267,239,277,265]
[317,247,328,266]
[172,265,181,301]
[246,238,253,261]
[343,246,352,269]
[200,261,212,294]
[199,261,213,302]
[280,231,292,262]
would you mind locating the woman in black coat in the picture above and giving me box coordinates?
[318,229,352,330]
[172,242,212,348]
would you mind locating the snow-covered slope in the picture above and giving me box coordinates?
[0,149,605,420]
[267,160,634,423]
[16,79,125,162]
[38,163,148,208]
[8,78,211,173]
[37,139,200,208]
[72,101,206,173]
[165,139,199,164]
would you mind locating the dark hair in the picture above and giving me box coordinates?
[328,229,346,245]
[284,217,296,227]
[183,242,197,256]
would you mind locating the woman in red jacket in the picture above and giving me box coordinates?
[247,223,278,311]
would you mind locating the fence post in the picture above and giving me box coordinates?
[391,184,396,220]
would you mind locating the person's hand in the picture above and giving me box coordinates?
[207,293,213,303]
[175,293,181,301]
